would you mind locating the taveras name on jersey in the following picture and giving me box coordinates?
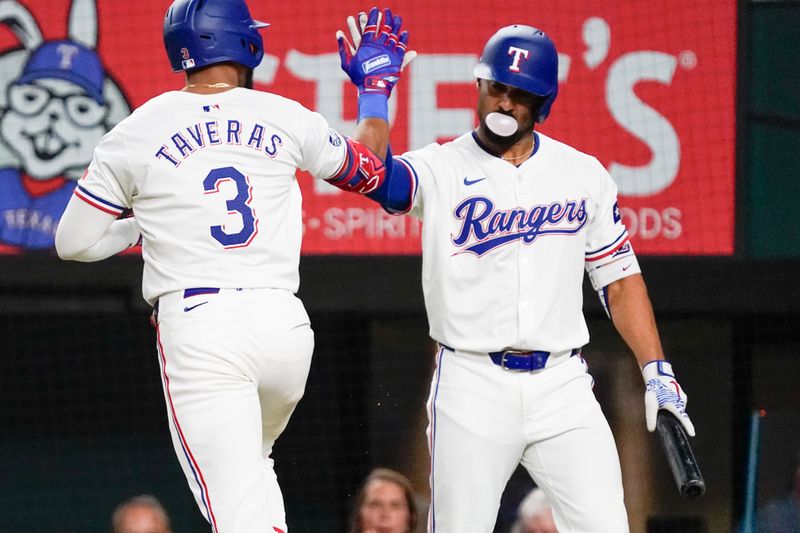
[155,117,285,167]
[77,88,346,305]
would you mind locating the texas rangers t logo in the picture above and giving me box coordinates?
[507,46,530,72]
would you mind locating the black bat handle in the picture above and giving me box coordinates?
[656,411,706,499]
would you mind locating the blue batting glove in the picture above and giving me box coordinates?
[336,7,413,120]
[642,360,696,437]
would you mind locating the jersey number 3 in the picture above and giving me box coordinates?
[203,166,258,248]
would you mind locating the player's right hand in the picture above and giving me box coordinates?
[336,7,416,97]
[642,360,696,437]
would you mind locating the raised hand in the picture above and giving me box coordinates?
[336,7,415,98]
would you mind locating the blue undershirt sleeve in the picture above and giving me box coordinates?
[366,147,416,215]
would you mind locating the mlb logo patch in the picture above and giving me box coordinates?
[612,242,631,258]
[203,104,220,112]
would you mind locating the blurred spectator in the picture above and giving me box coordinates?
[349,468,418,533]
[755,458,800,533]
[111,495,172,533]
[510,488,558,533]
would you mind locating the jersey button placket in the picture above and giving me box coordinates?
[519,170,529,340]
[515,234,526,347]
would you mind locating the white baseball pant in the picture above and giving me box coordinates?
[426,346,629,533]
[154,287,314,533]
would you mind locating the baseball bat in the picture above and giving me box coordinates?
[655,411,706,499]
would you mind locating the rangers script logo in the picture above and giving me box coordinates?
[451,196,587,256]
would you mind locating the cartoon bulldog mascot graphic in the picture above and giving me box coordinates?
[0,0,130,251]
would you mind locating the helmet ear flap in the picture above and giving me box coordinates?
[247,36,264,62]
[536,92,557,124]
[527,94,547,124]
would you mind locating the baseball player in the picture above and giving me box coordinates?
[336,22,696,532]
[54,1,412,531]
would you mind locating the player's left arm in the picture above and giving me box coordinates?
[604,274,663,365]
[585,163,694,436]
[604,274,695,437]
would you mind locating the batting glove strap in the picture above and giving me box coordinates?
[642,360,675,382]
[642,360,696,437]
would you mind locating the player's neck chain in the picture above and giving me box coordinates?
[184,82,236,89]
[501,143,535,162]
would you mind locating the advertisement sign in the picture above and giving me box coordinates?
[0,0,736,255]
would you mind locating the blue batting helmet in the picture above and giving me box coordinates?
[473,25,559,123]
[163,0,268,72]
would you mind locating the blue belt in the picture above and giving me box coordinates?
[440,344,579,372]
[183,287,220,298]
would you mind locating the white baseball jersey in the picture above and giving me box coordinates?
[397,131,640,353]
[76,88,346,304]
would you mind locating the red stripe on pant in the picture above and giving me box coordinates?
[156,323,219,532]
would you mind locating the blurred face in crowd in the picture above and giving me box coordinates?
[522,506,558,533]
[114,504,172,533]
[359,478,413,533]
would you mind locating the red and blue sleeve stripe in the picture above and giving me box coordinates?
[73,185,126,216]
[155,324,219,532]
[585,230,629,262]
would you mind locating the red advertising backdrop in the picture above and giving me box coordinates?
[0,0,735,255]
